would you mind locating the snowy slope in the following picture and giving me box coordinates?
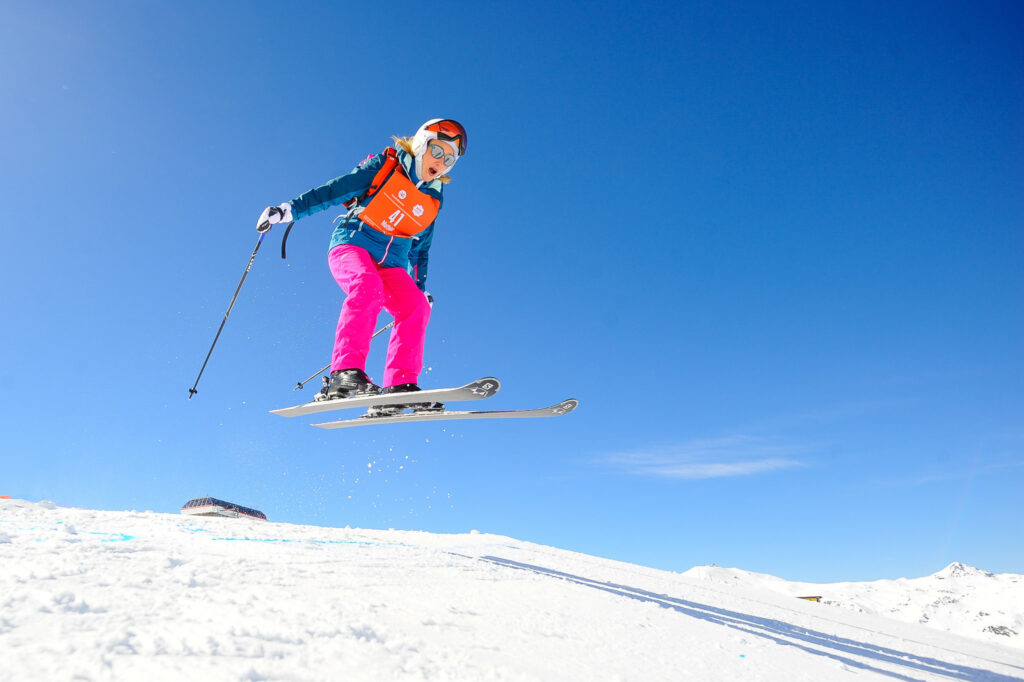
[1,499,1022,681]
[683,563,1024,651]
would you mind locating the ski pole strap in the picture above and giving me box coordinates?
[279,221,296,259]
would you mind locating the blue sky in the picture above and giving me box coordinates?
[1,0,1021,582]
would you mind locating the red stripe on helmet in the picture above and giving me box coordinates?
[426,119,467,155]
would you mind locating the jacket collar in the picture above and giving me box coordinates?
[397,148,443,194]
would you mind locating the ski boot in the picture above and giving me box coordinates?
[317,369,380,402]
[364,383,445,418]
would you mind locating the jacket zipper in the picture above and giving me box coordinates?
[378,236,394,265]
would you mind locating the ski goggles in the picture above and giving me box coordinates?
[425,119,467,156]
[428,142,459,167]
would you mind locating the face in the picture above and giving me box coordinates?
[421,140,455,181]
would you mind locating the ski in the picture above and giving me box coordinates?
[270,377,500,418]
[310,399,578,430]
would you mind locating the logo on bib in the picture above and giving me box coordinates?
[412,205,424,217]
[398,190,407,200]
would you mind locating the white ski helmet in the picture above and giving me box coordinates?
[410,119,467,178]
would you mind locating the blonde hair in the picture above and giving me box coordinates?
[392,136,452,184]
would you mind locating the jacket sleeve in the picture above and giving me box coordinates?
[407,223,434,291]
[288,154,383,220]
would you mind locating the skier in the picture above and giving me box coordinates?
[256,119,467,415]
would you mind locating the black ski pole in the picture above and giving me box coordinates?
[293,320,395,390]
[188,228,282,399]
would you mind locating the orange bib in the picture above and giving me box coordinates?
[359,167,439,238]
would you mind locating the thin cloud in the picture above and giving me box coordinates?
[599,435,808,480]
[874,457,1024,488]
[872,471,968,488]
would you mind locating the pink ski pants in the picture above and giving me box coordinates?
[328,244,430,387]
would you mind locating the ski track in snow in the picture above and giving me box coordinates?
[1,499,1022,681]
[681,563,1024,651]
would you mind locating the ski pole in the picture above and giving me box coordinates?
[293,320,395,390]
[188,229,281,399]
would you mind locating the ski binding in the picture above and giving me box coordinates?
[270,377,500,418]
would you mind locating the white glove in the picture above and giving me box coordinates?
[256,202,293,233]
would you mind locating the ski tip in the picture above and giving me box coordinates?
[468,377,501,398]
[553,399,578,416]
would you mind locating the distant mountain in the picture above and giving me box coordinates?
[683,562,1023,649]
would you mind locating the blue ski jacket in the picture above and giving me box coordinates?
[288,148,443,291]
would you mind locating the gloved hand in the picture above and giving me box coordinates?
[424,291,434,307]
[256,203,293,233]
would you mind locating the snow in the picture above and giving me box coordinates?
[2,499,1022,681]
[682,562,1024,650]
